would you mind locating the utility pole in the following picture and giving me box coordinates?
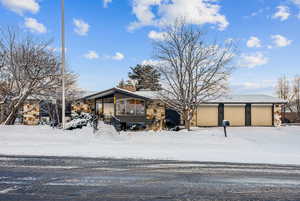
[61,0,66,129]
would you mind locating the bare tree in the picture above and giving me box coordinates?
[0,28,77,125]
[36,71,81,124]
[292,76,300,120]
[276,76,291,121]
[276,75,300,122]
[276,76,291,101]
[153,21,234,130]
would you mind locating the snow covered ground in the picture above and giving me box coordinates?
[0,123,300,165]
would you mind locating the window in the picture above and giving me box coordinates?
[136,100,145,115]
[96,102,103,115]
[116,100,126,115]
[126,99,136,115]
[116,98,145,116]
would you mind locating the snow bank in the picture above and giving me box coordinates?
[0,123,300,165]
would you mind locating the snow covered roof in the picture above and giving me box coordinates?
[131,90,160,99]
[131,91,286,104]
[83,88,153,100]
[208,94,287,104]
[81,88,286,104]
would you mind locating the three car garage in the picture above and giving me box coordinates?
[195,95,286,127]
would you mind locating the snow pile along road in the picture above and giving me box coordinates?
[0,123,300,165]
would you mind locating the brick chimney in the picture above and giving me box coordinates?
[122,84,136,92]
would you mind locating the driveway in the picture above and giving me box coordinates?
[0,155,300,201]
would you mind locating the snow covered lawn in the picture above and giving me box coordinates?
[0,123,300,165]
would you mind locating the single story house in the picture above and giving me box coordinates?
[73,87,287,130]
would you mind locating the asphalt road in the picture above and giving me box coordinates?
[0,156,300,201]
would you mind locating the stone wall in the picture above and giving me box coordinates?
[72,101,92,114]
[23,102,40,125]
[274,104,282,127]
[146,101,165,131]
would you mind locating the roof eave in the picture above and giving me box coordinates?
[79,87,151,101]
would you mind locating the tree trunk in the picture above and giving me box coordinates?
[55,103,60,123]
[46,103,53,122]
[3,92,30,125]
[185,119,191,131]
[183,110,192,131]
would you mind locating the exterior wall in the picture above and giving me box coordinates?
[196,105,218,127]
[72,101,92,114]
[274,104,282,126]
[146,101,165,131]
[224,105,245,126]
[251,105,273,126]
[23,102,40,125]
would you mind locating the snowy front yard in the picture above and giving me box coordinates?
[0,123,300,165]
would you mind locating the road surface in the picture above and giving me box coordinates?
[0,155,300,201]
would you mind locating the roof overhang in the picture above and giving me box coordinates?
[80,88,151,101]
[204,101,288,104]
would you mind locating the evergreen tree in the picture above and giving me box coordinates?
[117,79,126,89]
[128,64,161,91]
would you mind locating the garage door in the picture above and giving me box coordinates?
[224,105,245,126]
[196,105,218,126]
[251,105,273,126]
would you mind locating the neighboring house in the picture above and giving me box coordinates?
[73,87,287,130]
[0,99,40,125]
[0,99,73,125]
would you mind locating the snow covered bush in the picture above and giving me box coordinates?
[65,112,93,130]
[65,118,88,130]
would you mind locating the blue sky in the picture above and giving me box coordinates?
[0,0,299,95]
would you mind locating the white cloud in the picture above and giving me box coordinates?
[241,82,261,90]
[271,34,292,47]
[103,0,112,8]
[238,52,269,68]
[129,0,229,31]
[250,8,264,17]
[48,46,68,53]
[225,38,236,44]
[291,0,300,6]
[272,6,290,21]
[84,51,99,60]
[148,30,167,41]
[47,46,67,53]
[24,18,47,34]
[73,19,90,36]
[246,36,261,48]
[233,80,276,90]
[142,59,162,66]
[0,0,39,15]
[112,52,125,60]
[91,52,125,61]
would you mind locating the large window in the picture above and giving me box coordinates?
[116,98,145,116]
